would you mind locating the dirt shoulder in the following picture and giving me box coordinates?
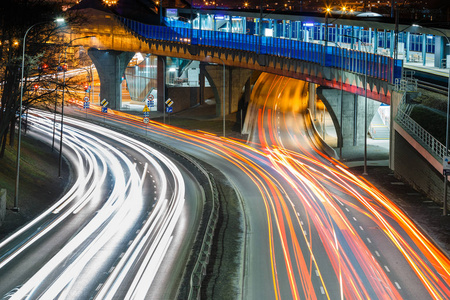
[0,130,71,240]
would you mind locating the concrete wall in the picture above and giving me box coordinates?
[166,87,214,113]
[393,131,449,207]
[317,87,380,160]
[203,64,253,117]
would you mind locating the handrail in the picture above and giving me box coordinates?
[396,94,447,160]
[117,16,402,84]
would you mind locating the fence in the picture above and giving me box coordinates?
[396,94,447,159]
[118,17,403,84]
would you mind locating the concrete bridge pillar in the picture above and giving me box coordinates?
[202,64,253,117]
[434,36,450,68]
[317,87,380,159]
[88,49,134,109]
[157,56,167,113]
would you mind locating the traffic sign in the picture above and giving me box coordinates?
[166,107,173,113]
[143,111,149,118]
[101,107,108,113]
[444,156,450,175]
[148,94,154,101]
[101,99,109,107]
[84,96,89,102]
[143,117,150,124]
[143,105,150,112]
[149,100,155,107]
[165,98,173,107]
[83,101,90,109]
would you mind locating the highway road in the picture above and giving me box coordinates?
[0,111,202,299]
[65,71,450,299]
[2,69,450,299]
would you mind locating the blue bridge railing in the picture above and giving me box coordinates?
[119,17,403,84]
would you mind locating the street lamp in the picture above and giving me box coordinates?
[329,41,345,159]
[58,35,95,178]
[206,56,226,137]
[14,18,65,211]
[341,34,369,174]
[412,25,450,215]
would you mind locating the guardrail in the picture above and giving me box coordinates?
[76,108,220,299]
[118,17,402,84]
[396,97,447,159]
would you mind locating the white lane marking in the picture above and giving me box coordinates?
[375,251,380,257]
[141,162,148,182]
[315,270,319,277]
[395,282,401,289]
[384,266,391,272]
[359,226,364,231]
[353,217,357,221]
[345,208,350,212]
[367,238,372,243]
[320,287,325,294]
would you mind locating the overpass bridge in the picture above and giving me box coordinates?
[65,1,450,163]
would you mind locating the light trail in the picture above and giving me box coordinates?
[71,72,450,299]
[1,111,185,299]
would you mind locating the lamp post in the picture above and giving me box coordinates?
[14,18,65,211]
[432,29,450,216]
[219,57,226,137]
[206,56,226,137]
[412,25,450,215]
[58,35,95,178]
[329,41,345,159]
[341,34,369,174]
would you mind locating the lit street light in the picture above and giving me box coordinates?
[14,18,65,211]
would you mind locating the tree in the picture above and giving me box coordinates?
[0,0,85,158]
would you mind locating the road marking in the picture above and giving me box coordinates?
[367,238,372,243]
[136,229,141,235]
[119,252,125,258]
[384,266,391,272]
[345,208,350,212]
[315,269,319,277]
[353,217,357,221]
[127,240,133,246]
[320,287,325,294]
[95,284,103,291]
[375,250,380,257]
[108,266,115,273]
[141,162,148,182]
[303,230,307,236]
[359,226,364,231]
[395,282,401,289]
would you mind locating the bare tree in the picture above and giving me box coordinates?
[0,0,85,157]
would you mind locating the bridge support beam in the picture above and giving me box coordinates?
[317,87,380,159]
[202,64,253,117]
[88,49,134,109]
[157,56,167,113]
